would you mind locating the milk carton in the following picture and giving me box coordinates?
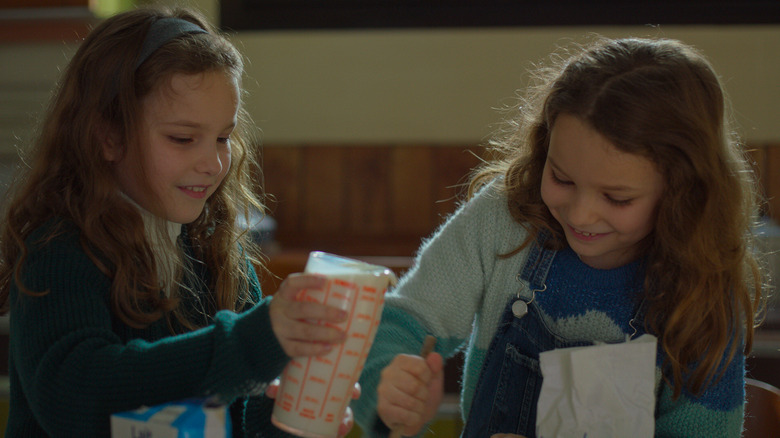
[111,398,230,438]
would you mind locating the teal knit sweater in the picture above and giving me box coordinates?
[354,181,745,437]
[6,219,295,437]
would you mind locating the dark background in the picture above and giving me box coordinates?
[221,0,780,31]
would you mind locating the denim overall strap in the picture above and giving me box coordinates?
[517,231,556,292]
[461,235,591,438]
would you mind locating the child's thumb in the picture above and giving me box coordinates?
[425,352,444,375]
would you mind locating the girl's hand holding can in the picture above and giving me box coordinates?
[269,273,348,357]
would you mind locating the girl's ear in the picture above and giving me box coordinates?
[101,127,123,163]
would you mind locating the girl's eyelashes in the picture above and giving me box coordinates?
[551,168,634,206]
[168,136,193,144]
[167,135,231,145]
[550,170,573,185]
[605,196,633,207]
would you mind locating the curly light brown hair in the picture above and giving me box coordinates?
[471,36,765,398]
[0,6,266,331]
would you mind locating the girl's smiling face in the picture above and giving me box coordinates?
[541,114,664,269]
[109,70,238,224]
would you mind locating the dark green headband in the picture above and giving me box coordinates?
[134,17,207,69]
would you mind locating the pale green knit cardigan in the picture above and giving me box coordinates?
[354,181,745,437]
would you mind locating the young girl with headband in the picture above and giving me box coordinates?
[0,7,353,437]
[355,37,766,437]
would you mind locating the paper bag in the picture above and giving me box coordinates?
[536,334,657,438]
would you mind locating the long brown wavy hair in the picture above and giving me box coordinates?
[0,6,266,331]
[471,37,766,398]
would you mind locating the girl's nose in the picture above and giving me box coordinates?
[567,193,599,227]
[197,143,224,176]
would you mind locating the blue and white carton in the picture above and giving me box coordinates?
[111,398,231,438]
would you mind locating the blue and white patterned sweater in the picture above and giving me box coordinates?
[354,181,744,437]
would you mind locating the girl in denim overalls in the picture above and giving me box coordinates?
[354,37,766,437]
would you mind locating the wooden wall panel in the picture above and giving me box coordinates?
[259,142,780,263]
[390,146,436,237]
[432,146,484,222]
[746,147,766,181]
[302,146,346,236]
[261,144,484,256]
[262,146,303,235]
[765,145,780,219]
[746,145,768,216]
[0,1,93,43]
[346,146,392,235]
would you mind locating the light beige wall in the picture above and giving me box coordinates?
[2,0,778,153]
[232,24,780,145]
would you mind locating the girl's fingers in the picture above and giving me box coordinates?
[269,318,344,357]
[388,382,428,411]
[280,318,346,344]
[271,273,371,357]
[282,339,334,358]
[382,355,432,390]
[387,354,430,374]
[275,273,327,299]
[376,352,445,436]
[265,378,280,399]
[377,371,429,431]
[378,402,422,432]
[385,378,428,406]
[425,352,444,374]
[276,273,348,324]
[338,406,354,437]
[286,299,348,323]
